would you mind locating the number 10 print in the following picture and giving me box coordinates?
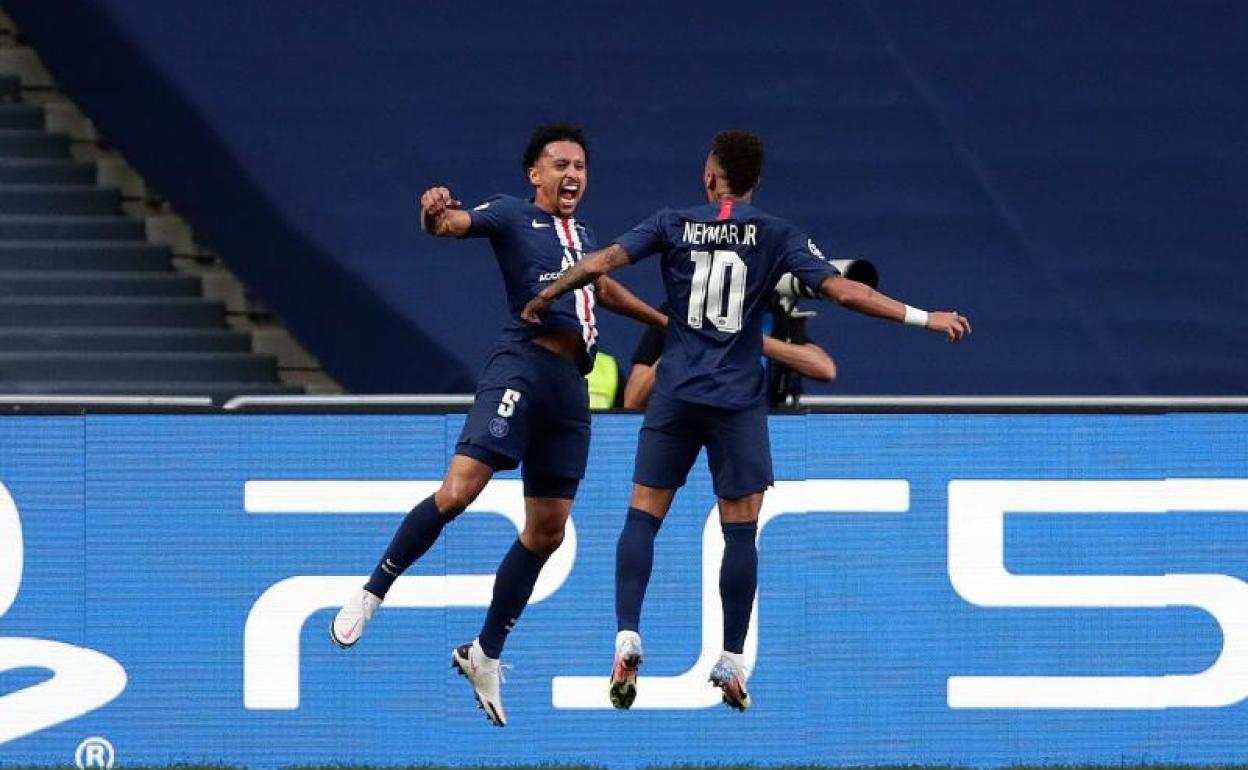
[687,250,746,333]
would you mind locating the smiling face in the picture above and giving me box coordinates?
[528,140,587,217]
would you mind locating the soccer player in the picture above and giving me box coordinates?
[521,130,970,712]
[331,124,665,727]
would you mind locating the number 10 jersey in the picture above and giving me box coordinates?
[614,199,839,409]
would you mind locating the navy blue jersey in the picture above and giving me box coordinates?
[465,194,599,372]
[614,199,839,408]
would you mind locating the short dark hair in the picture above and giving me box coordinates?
[710,130,764,195]
[523,123,589,171]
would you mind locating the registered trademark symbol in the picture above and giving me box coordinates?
[75,736,115,770]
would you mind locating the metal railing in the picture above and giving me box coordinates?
[221,394,1248,412]
[795,395,1248,412]
[0,394,1244,413]
[221,394,474,410]
[0,395,212,409]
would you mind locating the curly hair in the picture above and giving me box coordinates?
[710,130,764,195]
[523,123,589,171]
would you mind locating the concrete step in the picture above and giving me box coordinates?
[0,351,277,381]
[0,297,225,327]
[0,159,95,185]
[0,270,200,297]
[0,216,145,240]
[0,130,68,158]
[0,327,250,353]
[0,75,18,102]
[0,47,53,89]
[0,241,172,270]
[0,184,119,215]
[0,379,305,399]
[0,104,42,130]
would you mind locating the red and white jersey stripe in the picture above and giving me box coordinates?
[553,216,598,351]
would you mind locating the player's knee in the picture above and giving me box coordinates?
[629,483,675,518]
[435,480,482,516]
[523,523,566,555]
[717,492,764,523]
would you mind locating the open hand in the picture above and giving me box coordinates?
[927,311,972,342]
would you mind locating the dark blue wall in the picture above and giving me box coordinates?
[9,1,1245,393]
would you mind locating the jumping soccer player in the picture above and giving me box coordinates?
[522,130,970,712]
[331,124,665,727]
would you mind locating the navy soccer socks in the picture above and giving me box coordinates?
[363,494,454,599]
[478,539,550,658]
[719,521,758,655]
[615,507,663,632]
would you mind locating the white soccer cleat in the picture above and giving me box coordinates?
[708,653,752,712]
[330,588,381,649]
[451,639,508,727]
[608,630,643,709]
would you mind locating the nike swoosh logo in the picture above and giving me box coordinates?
[531,219,552,228]
[340,618,360,642]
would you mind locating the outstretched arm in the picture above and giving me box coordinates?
[819,275,971,342]
[521,244,633,323]
[419,186,472,238]
[762,336,837,381]
[594,276,667,329]
[622,361,659,410]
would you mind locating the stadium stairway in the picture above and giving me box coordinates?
[0,74,302,401]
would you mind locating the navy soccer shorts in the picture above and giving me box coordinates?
[633,389,773,500]
[455,341,590,499]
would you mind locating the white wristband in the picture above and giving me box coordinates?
[903,305,929,328]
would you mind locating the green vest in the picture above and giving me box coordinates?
[586,351,620,410]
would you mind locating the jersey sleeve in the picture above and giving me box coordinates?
[612,208,671,262]
[780,228,840,292]
[465,194,516,238]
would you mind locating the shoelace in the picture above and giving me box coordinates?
[475,658,513,685]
